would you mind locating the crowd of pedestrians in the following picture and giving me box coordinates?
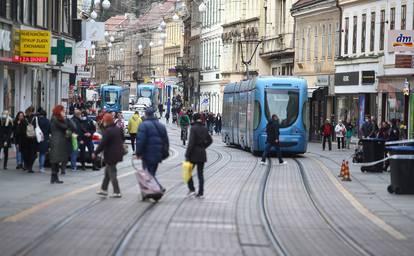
[320,116,405,151]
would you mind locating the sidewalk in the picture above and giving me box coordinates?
[306,142,414,237]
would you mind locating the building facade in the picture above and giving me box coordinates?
[291,0,340,140]
[0,0,78,116]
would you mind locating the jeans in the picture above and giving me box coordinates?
[322,136,332,150]
[337,137,345,149]
[39,153,46,170]
[79,140,94,167]
[187,162,205,195]
[261,143,283,163]
[142,160,163,188]
[101,164,120,194]
[346,137,352,149]
[130,133,136,152]
[16,146,23,166]
[70,149,78,170]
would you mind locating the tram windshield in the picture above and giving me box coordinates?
[104,91,118,105]
[265,89,299,128]
[140,89,152,98]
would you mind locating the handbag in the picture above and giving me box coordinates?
[35,117,44,143]
[182,161,194,183]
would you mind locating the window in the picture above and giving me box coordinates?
[0,0,11,19]
[335,22,339,57]
[265,89,299,128]
[253,101,261,130]
[321,25,326,59]
[380,10,385,51]
[307,28,311,61]
[370,12,375,52]
[328,24,332,58]
[314,26,318,60]
[52,0,60,31]
[390,7,395,30]
[352,16,357,54]
[301,29,305,61]
[36,0,47,28]
[62,0,70,33]
[401,5,406,30]
[361,14,366,53]
[344,17,349,54]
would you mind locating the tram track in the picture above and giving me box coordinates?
[10,139,186,256]
[111,146,231,256]
[293,158,375,256]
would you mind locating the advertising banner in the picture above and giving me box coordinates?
[14,30,51,63]
[388,30,414,52]
[358,95,365,136]
[82,21,105,41]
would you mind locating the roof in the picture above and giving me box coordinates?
[128,0,176,30]
[105,15,130,31]
[292,0,327,10]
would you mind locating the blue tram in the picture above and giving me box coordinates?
[222,76,309,154]
[100,84,130,112]
[136,83,159,107]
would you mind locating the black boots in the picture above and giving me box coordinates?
[50,174,64,184]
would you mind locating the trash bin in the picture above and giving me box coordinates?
[360,138,386,172]
[386,146,414,194]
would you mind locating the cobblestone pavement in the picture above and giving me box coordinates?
[0,128,413,256]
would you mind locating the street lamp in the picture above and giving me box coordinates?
[101,0,111,10]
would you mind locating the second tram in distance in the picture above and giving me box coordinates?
[222,76,309,154]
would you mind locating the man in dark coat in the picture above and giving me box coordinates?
[261,114,285,165]
[93,113,124,198]
[80,110,98,170]
[185,113,212,198]
[135,107,169,190]
[69,109,83,171]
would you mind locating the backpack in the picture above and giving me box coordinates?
[26,119,36,138]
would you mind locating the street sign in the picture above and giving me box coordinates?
[76,71,91,78]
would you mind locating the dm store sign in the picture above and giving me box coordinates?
[388,30,414,52]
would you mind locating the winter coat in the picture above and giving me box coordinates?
[335,124,346,138]
[185,122,212,163]
[80,117,96,142]
[321,123,333,137]
[37,116,50,153]
[49,116,72,164]
[265,119,281,145]
[345,124,353,138]
[127,114,142,135]
[0,116,13,147]
[135,117,169,165]
[13,120,25,146]
[94,124,124,165]
[389,125,400,141]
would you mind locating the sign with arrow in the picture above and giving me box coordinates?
[14,30,51,63]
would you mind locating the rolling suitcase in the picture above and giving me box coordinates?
[132,160,164,201]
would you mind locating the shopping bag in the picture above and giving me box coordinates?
[182,161,194,183]
[71,134,78,151]
[35,117,44,143]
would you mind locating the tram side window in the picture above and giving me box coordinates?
[105,91,118,104]
[253,100,261,130]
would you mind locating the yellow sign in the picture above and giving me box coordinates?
[143,77,152,83]
[17,30,51,63]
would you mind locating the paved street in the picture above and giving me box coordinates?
[0,127,414,256]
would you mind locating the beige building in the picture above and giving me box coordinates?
[291,0,339,140]
[221,0,262,83]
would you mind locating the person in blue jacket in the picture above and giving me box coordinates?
[135,107,169,191]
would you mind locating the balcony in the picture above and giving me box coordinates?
[260,33,294,58]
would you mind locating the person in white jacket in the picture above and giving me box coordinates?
[335,120,346,150]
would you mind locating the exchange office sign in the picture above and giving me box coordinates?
[334,72,359,86]
[13,30,51,63]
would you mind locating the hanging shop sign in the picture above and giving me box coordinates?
[388,30,414,52]
[361,71,375,85]
[395,54,414,68]
[13,30,51,63]
[316,75,330,86]
[334,72,359,86]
